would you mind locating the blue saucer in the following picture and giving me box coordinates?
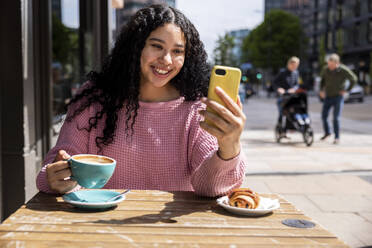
[63,190,126,209]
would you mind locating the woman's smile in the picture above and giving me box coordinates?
[151,66,173,78]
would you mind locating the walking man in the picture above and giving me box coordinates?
[319,54,357,144]
[273,56,300,129]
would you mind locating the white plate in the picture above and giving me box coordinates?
[216,195,280,216]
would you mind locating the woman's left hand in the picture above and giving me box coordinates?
[199,86,246,160]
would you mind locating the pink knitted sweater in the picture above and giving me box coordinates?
[36,97,246,197]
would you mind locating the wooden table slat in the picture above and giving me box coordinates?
[0,190,349,247]
[0,223,336,237]
[0,240,349,248]
[0,231,347,245]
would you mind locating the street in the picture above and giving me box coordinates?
[240,95,372,248]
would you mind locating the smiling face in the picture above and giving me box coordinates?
[139,23,186,102]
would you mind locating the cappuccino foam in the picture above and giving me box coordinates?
[74,155,113,164]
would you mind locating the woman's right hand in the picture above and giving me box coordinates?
[46,150,77,194]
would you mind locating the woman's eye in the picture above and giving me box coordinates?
[174,49,184,55]
[151,44,162,49]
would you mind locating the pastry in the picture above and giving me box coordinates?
[228,188,260,209]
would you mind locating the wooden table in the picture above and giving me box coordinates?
[0,190,348,247]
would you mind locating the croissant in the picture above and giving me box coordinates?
[228,188,260,209]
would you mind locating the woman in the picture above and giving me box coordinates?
[37,4,246,197]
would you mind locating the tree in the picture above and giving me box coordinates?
[52,13,77,65]
[241,10,307,73]
[212,33,237,66]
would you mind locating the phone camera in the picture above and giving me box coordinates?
[215,69,226,76]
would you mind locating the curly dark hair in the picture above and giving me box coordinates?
[66,4,210,149]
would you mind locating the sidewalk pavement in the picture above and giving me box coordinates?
[240,95,372,248]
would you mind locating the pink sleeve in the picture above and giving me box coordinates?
[188,105,246,197]
[36,102,92,194]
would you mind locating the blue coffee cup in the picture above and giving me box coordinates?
[67,154,116,189]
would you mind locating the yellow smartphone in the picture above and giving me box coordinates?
[206,65,241,116]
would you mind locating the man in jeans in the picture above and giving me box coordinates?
[319,54,357,144]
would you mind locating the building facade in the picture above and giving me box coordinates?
[265,0,372,90]
[0,0,115,222]
[265,0,287,14]
[228,29,251,64]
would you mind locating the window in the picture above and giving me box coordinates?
[355,0,361,17]
[354,23,360,46]
[359,21,368,45]
[336,29,344,51]
[368,19,372,43]
[344,26,354,48]
[318,11,326,30]
[336,3,343,23]
[327,31,333,49]
[361,0,370,15]
[328,8,334,26]
[51,0,81,117]
[342,2,353,20]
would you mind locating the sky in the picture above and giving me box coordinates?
[176,0,264,61]
[61,0,79,28]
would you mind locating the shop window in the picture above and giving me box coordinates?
[51,0,81,118]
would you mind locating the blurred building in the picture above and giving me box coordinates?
[228,29,250,64]
[265,0,286,14]
[264,0,372,87]
[115,0,176,31]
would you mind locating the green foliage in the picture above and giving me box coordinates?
[241,10,307,73]
[52,13,78,67]
[212,33,237,66]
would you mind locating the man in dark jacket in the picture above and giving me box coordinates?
[319,53,357,144]
[273,56,300,128]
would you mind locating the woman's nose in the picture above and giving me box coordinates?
[160,51,172,65]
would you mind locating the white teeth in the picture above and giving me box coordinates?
[155,68,169,75]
